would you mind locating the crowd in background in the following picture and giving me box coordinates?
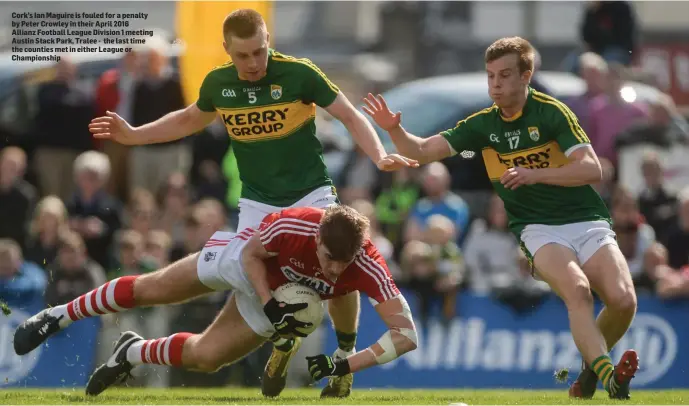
[2,1,689,388]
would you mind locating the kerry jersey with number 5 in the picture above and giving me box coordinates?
[441,88,611,237]
[196,49,339,207]
[258,207,400,304]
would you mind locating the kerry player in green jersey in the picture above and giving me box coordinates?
[89,9,417,400]
[364,37,639,400]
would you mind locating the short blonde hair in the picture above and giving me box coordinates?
[485,36,535,73]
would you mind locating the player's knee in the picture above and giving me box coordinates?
[564,279,594,310]
[608,287,637,317]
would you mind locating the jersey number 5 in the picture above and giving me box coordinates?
[248,91,257,104]
[508,135,519,150]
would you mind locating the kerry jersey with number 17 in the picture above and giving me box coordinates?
[196,49,339,207]
[441,88,611,237]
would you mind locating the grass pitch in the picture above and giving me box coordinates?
[1,388,686,405]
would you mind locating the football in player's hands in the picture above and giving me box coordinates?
[263,298,313,338]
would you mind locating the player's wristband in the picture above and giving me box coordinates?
[333,357,351,376]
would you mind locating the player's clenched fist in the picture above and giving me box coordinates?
[306,354,351,381]
[263,298,312,338]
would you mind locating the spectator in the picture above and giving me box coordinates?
[375,167,420,252]
[126,188,158,237]
[95,50,141,201]
[109,229,145,279]
[67,151,122,268]
[493,250,551,314]
[145,230,173,269]
[593,157,616,208]
[400,240,453,325]
[169,202,222,262]
[639,241,670,293]
[661,187,689,270]
[24,196,68,267]
[587,63,648,167]
[32,57,95,199]
[636,152,677,241]
[645,243,689,299]
[130,38,188,194]
[464,194,523,294]
[611,186,656,284]
[581,1,637,65]
[0,147,37,249]
[349,199,397,277]
[189,118,231,203]
[655,264,689,299]
[338,145,380,204]
[616,93,689,150]
[566,52,609,135]
[44,231,106,308]
[423,214,464,292]
[529,47,553,95]
[156,172,192,245]
[195,160,228,206]
[405,162,470,246]
[0,239,47,308]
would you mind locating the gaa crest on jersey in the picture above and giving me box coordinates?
[270,85,283,100]
[528,126,540,141]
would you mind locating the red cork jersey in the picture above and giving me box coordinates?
[258,207,399,303]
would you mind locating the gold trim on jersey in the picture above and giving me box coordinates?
[209,60,234,72]
[532,91,590,144]
[500,109,523,122]
[482,140,570,181]
[449,105,497,130]
[271,52,340,94]
[216,100,316,143]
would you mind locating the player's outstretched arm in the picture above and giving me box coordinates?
[362,93,452,165]
[307,294,417,380]
[89,103,217,146]
[326,93,419,171]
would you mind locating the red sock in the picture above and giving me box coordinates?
[127,333,193,367]
[52,276,138,323]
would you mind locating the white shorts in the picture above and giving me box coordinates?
[520,220,618,266]
[196,232,275,338]
[236,185,338,231]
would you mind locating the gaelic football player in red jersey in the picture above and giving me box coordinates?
[88,8,417,397]
[14,205,417,397]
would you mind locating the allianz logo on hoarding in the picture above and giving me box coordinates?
[0,309,42,385]
[381,313,677,386]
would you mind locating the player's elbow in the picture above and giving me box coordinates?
[393,327,418,355]
[586,159,603,184]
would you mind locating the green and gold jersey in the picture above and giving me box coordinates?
[196,49,339,206]
[441,88,611,237]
